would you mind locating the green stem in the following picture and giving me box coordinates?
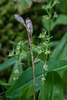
[46,53,48,62]
[48,18,51,52]
[48,19,50,42]
[43,69,45,78]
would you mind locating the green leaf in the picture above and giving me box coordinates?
[0,56,25,71]
[6,59,67,98]
[0,43,2,48]
[0,80,10,86]
[18,0,25,11]
[6,61,43,98]
[62,70,67,95]
[19,84,34,100]
[0,57,17,71]
[9,63,23,84]
[38,71,63,100]
[16,0,32,12]
[16,0,43,12]
[51,14,67,30]
[0,80,11,90]
[47,59,67,77]
[50,41,59,47]
[25,0,32,7]
[9,41,17,46]
[59,0,67,14]
[50,33,67,60]
[43,14,67,31]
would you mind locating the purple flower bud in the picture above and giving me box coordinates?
[26,18,33,35]
[14,14,26,27]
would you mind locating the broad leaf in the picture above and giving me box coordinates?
[42,14,67,31]
[51,14,67,30]
[6,61,43,98]
[0,80,11,90]
[62,70,67,95]
[50,33,67,60]
[19,84,34,100]
[38,71,63,100]
[47,59,67,77]
[0,57,17,71]
[59,0,67,14]
[6,59,67,98]
[0,80,10,86]
[9,63,23,84]
[0,56,25,71]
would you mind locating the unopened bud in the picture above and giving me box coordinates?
[26,18,33,35]
[14,14,26,27]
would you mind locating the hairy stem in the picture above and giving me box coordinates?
[28,33,35,100]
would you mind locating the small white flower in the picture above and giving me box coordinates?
[43,64,48,71]
[45,49,51,55]
[13,77,18,80]
[41,77,46,81]
[14,69,19,73]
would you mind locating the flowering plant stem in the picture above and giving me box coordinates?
[14,14,35,99]
[28,33,35,100]
[48,19,50,56]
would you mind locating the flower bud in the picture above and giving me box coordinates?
[14,14,26,27]
[26,18,33,35]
